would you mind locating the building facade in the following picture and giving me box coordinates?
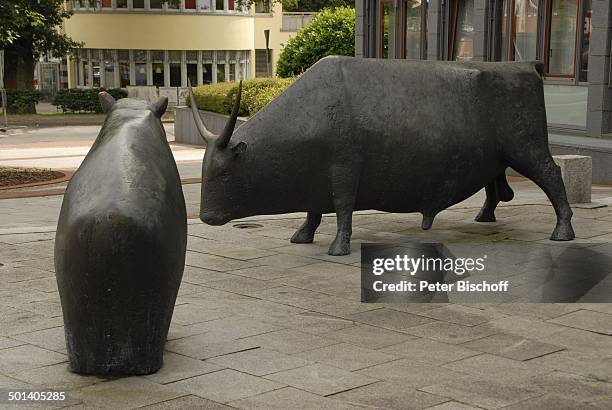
[355,0,612,138]
[63,1,299,93]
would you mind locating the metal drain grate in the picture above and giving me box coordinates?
[233,223,263,229]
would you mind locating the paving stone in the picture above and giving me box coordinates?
[287,312,355,335]
[424,402,482,410]
[421,379,542,409]
[0,336,25,350]
[313,300,381,318]
[538,328,612,356]
[417,304,507,327]
[168,369,285,403]
[324,325,417,349]
[204,276,283,295]
[0,345,66,373]
[295,343,397,371]
[443,353,550,381]
[71,376,184,409]
[547,309,612,335]
[481,316,567,339]
[170,303,236,326]
[12,326,67,354]
[528,371,612,403]
[264,363,378,396]
[528,350,612,380]
[185,251,257,272]
[403,321,496,344]
[461,333,565,361]
[347,308,434,331]
[17,300,63,318]
[357,359,473,388]
[210,348,311,376]
[139,395,234,409]
[250,286,338,310]
[9,362,104,390]
[182,265,234,285]
[502,394,599,410]
[331,380,449,410]
[229,386,364,409]
[250,253,320,269]
[165,335,261,360]
[381,338,480,365]
[239,329,339,354]
[144,352,224,384]
[487,303,580,320]
[231,265,295,281]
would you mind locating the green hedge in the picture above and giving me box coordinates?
[2,90,43,114]
[187,77,296,118]
[53,88,128,113]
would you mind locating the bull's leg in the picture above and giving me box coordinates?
[476,172,515,222]
[291,212,322,243]
[509,157,575,241]
[328,164,359,256]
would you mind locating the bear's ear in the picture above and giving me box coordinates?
[99,92,116,113]
[151,97,168,118]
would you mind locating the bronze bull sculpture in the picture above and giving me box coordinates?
[189,57,575,256]
[55,93,187,374]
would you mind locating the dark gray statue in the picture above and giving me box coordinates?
[55,93,187,375]
[189,56,574,256]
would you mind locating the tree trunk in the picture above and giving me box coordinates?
[4,38,35,90]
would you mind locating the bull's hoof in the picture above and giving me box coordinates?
[475,209,496,222]
[291,228,315,244]
[550,222,575,241]
[328,238,351,256]
[421,215,435,230]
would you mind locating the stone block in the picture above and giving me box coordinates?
[553,155,592,204]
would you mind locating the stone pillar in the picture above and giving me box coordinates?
[587,0,612,137]
[355,0,367,57]
[472,0,488,60]
[427,0,443,60]
[553,155,592,204]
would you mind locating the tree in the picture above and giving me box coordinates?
[276,6,355,78]
[1,0,81,96]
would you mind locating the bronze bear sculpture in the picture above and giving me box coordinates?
[55,93,187,374]
[189,56,575,256]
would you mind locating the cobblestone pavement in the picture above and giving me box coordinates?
[1,179,612,409]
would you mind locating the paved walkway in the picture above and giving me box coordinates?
[1,171,612,408]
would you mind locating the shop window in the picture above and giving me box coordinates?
[103,50,115,87]
[216,0,224,11]
[134,50,147,86]
[119,50,130,87]
[117,0,128,8]
[449,0,474,61]
[150,0,163,9]
[133,0,145,8]
[153,64,164,86]
[199,0,212,10]
[185,0,197,9]
[545,0,579,76]
[228,0,235,10]
[378,0,396,58]
[101,0,111,7]
[187,64,198,86]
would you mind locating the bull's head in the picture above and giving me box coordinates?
[188,80,248,225]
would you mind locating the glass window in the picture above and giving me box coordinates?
[101,0,111,7]
[117,0,128,8]
[118,50,129,87]
[168,0,179,9]
[451,0,474,61]
[228,0,235,10]
[198,0,212,11]
[82,59,92,87]
[202,51,214,61]
[185,0,197,9]
[150,0,163,9]
[229,64,236,81]
[103,50,115,87]
[151,50,164,62]
[405,0,422,59]
[380,0,396,58]
[203,63,213,83]
[513,0,538,61]
[168,51,182,62]
[501,0,510,60]
[133,0,145,8]
[547,0,579,75]
[579,0,591,81]
[255,49,269,77]
[255,0,270,13]
[133,50,147,62]
[135,63,147,85]
[217,64,226,82]
[216,0,224,11]
[170,63,181,86]
[153,63,164,86]
[187,64,198,86]
[186,51,198,61]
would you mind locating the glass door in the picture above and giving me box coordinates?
[546,0,579,76]
[378,0,397,58]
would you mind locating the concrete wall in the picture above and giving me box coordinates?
[174,106,247,146]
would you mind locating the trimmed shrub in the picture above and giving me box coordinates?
[187,77,296,118]
[53,88,128,113]
[276,7,355,78]
[2,90,43,114]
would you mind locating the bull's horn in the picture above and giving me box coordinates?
[216,80,242,149]
[187,78,216,143]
